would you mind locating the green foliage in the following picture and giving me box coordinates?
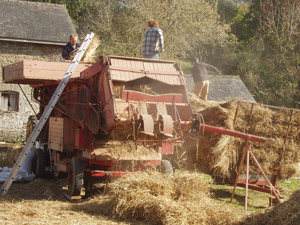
[218,0,258,42]
[70,0,235,61]
[224,0,300,107]
[278,178,300,191]
[177,60,192,74]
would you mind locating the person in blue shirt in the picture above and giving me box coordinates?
[142,19,164,60]
[62,34,81,60]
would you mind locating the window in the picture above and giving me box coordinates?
[0,91,19,111]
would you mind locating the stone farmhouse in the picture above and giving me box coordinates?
[0,0,76,142]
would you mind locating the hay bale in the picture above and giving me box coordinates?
[104,171,240,225]
[280,164,298,179]
[184,97,300,179]
[239,190,300,225]
[0,145,23,167]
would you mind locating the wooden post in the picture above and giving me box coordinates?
[249,151,282,203]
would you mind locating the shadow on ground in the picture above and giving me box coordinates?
[211,186,266,210]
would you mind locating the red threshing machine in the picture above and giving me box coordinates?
[3,56,196,196]
[3,55,279,212]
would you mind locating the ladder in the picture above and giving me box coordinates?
[0,32,95,196]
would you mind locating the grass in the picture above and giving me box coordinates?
[177,59,192,74]
[211,183,270,213]
[175,171,299,214]
[209,176,300,214]
[278,178,300,191]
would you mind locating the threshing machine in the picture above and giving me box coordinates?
[3,55,194,196]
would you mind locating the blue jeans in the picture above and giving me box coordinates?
[143,54,159,60]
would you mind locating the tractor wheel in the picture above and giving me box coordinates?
[161,160,173,174]
[68,157,84,196]
[32,148,46,178]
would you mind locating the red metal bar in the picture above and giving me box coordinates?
[245,147,250,215]
[90,171,128,178]
[121,90,183,103]
[32,77,87,87]
[237,179,275,186]
[230,138,250,203]
[88,159,115,166]
[109,66,180,76]
[249,150,282,203]
[115,99,189,107]
[237,184,283,198]
[200,124,266,143]
[239,100,300,113]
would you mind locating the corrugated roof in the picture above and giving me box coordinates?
[185,74,256,102]
[109,56,183,85]
[0,0,76,45]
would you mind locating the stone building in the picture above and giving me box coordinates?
[0,1,76,142]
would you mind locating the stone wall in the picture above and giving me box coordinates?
[0,40,64,142]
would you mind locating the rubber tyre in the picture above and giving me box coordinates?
[33,148,46,178]
[68,157,84,196]
[161,160,173,174]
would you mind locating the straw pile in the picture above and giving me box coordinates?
[185,93,300,179]
[0,178,127,225]
[239,190,300,225]
[93,122,159,160]
[101,171,240,225]
[82,35,100,62]
[0,172,241,224]
[0,145,23,167]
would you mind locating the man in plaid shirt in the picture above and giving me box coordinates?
[142,19,164,59]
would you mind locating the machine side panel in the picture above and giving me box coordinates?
[2,60,92,84]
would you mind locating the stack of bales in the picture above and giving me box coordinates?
[183,94,300,180]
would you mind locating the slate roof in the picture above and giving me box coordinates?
[184,74,256,102]
[0,0,76,46]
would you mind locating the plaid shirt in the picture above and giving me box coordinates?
[142,27,164,56]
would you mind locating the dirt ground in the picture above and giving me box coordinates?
[0,178,145,225]
[1,172,299,224]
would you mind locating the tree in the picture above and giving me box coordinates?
[229,0,300,107]
[259,0,300,54]
[84,0,234,61]
[27,0,235,64]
